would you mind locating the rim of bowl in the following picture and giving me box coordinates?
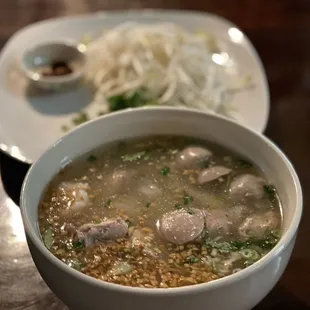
[20,40,86,84]
[20,107,303,296]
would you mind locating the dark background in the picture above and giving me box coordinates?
[0,0,309,309]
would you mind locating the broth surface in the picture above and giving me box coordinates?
[38,136,282,288]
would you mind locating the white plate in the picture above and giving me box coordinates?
[0,10,269,164]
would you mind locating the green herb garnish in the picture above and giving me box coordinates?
[125,219,134,227]
[43,226,53,250]
[72,112,89,126]
[87,155,97,162]
[61,125,69,132]
[72,240,85,249]
[197,156,210,168]
[186,255,199,264]
[161,166,170,176]
[107,88,152,112]
[183,194,193,205]
[143,152,152,161]
[146,202,151,208]
[106,199,112,207]
[187,208,195,215]
[264,184,277,202]
[237,159,253,168]
[174,204,182,210]
[122,151,146,162]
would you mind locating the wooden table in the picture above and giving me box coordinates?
[0,1,310,309]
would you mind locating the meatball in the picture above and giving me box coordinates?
[238,211,279,240]
[177,146,212,168]
[229,174,265,199]
[204,209,232,236]
[157,208,205,245]
[138,180,162,199]
[109,169,136,192]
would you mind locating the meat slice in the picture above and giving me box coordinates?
[238,211,279,240]
[229,174,265,199]
[157,209,205,245]
[76,218,128,247]
[198,166,231,184]
[177,146,212,168]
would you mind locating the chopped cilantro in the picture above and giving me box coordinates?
[107,88,151,112]
[43,226,53,250]
[263,184,277,202]
[187,208,195,215]
[72,112,89,126]
[87,155,97,162]
[146,202,151,208]
[174,204,182,210]
[72,240,85,249]
[205,232,280,255]
[125,219,134,228]
[237,159,253,168]
[143,152,152,161]
[106,199,112,207]
[61,125,69,132]
[183,193,193,205]
[197,156,210,168]
[186,256,199,264]
[122,151,146,162]
[161,166,170,176]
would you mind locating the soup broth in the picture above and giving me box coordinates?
[38,136,282,288]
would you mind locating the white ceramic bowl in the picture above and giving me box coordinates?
[20,107,302,310]
[20,40,86,91]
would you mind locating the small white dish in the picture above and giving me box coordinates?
[20,107,302,310]
[0,10,270,163]
[20,41,86,91]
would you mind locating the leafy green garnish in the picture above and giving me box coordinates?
[197,156,210,168]
[108,88,152,112]
[122,151,146,162]
[72,112,89,126]
[204,240,232,254]
[187,207,195,215]
[205,232,280,254]
[106,199,112,207]
[72,240,85,249]
[146,202,151,208]
[240,249,260,261]
[183,194,193,205]
[61,125,69,132]
[174,204,182,210]
[237,159,253,168]
[125,219,134,227]
[161,167,170,176]
[186,255,199,264]
[143,152,152,161]
[43,226,53,250]
[87,154,97,162]
[264,184,277,202]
